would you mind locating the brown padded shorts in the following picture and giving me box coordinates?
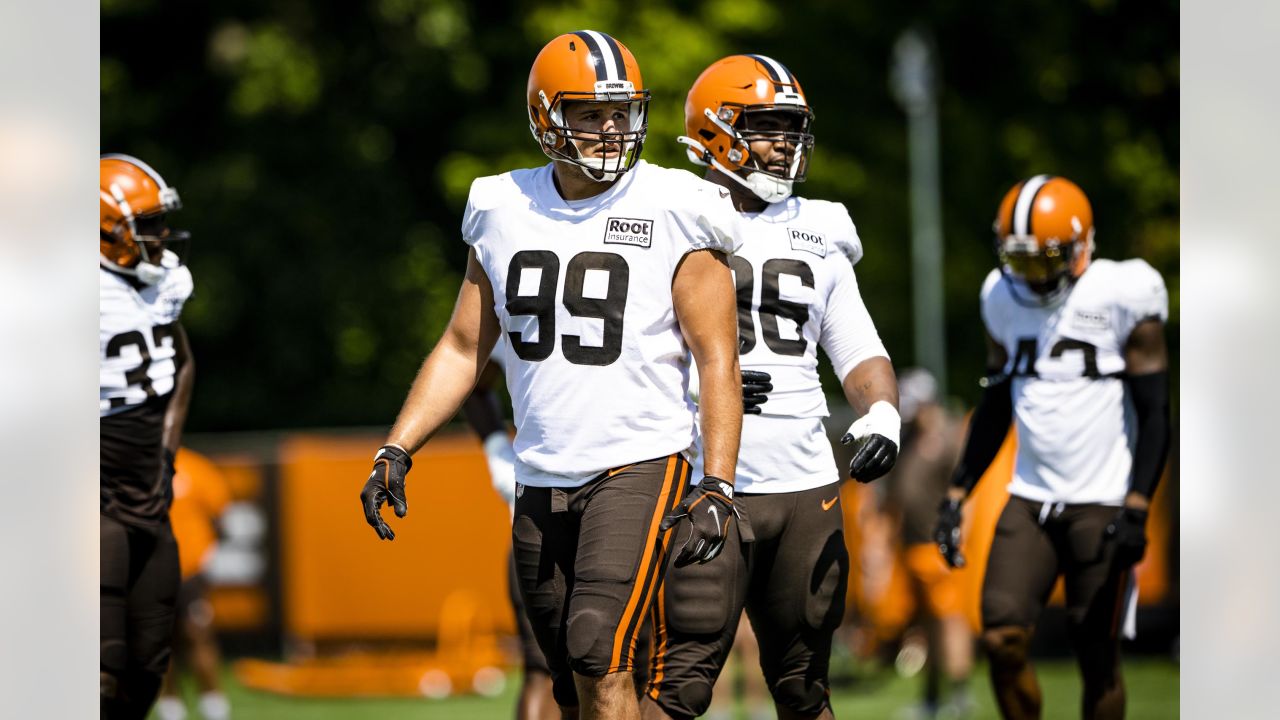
[512,453,690,708]
[646,481,849,719]
[982,496,1131,636]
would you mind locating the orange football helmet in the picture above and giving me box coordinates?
[993,174,1095,300]
[679,54,814,203]
[100,153,186,284]
[527,30,649,181]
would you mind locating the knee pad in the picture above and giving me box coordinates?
[770,676,829,716]
[565,606,611,676]
[981,627,1030,669]
[667,680,715,719]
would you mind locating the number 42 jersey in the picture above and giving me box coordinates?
[981,258,1169,505]
[463,160,742,488]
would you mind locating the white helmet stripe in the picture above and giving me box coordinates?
[747,54,794,92]
[1012,174,1052,237]
[582,30,620,81]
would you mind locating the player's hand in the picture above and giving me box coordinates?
[360,444,412,541]
[840,401,900,483]
[483,431,517,505]
[934,496,966,568]
[741,370,773,415]
[1104,506,1149,567]
[660,475,735,567]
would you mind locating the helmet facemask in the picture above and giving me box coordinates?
[997,229,1093,305]
[101,182,188,285]
[533,84,650,182]
[681,103,814,204]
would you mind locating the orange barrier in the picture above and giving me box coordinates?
[277,432,514,640]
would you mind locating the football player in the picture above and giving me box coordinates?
[641,55,900,720]
[100,153,195,719]
[933,176,1170,720]
[359,31,744,720]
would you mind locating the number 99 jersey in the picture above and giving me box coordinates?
[692,197,889,494]
[463,160,742,488]
[100,263,193,416]
[981,258,1169,505]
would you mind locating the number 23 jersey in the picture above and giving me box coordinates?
[463,160,742,488]
[981,258,1168,505]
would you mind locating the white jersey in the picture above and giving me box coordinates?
[691,196,889,494]
[981,259,1168,505]
[463,160,742,488]
[100,263,193,416]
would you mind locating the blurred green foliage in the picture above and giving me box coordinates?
[102,0,1178,431]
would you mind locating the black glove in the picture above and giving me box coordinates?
[1105,506,1149,568]
[741,370,773,415]
[843,433,899,483]
[934,497,966,568]
[360,444,412,541]
[839,401,900,483]
[660,475,735,567]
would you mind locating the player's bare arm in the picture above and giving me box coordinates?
[839,355,901,483]
[161,322,195,461]
[360,249,500,540]
[660,248,742,567]
[672,249,741,482]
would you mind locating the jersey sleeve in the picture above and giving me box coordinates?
[1113,259,1169,341]
[828,202,864,267]
[978,269,1006,345]
[820,257,889,381]
[460,180,483,247]
[666,180,743,256]
[158,265,194,322]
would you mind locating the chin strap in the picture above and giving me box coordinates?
[101,249,177,286]
[677,135,793,203]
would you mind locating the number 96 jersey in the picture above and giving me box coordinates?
[981,258,1169,505]
[100,264,193,416]
[692,197,889,494]
[463,161,742,488]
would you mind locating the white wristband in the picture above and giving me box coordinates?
[843,400,901,448]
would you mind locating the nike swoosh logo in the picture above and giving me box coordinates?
[821,496,838,511]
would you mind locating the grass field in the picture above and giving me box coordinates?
[157,658,1178,719]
